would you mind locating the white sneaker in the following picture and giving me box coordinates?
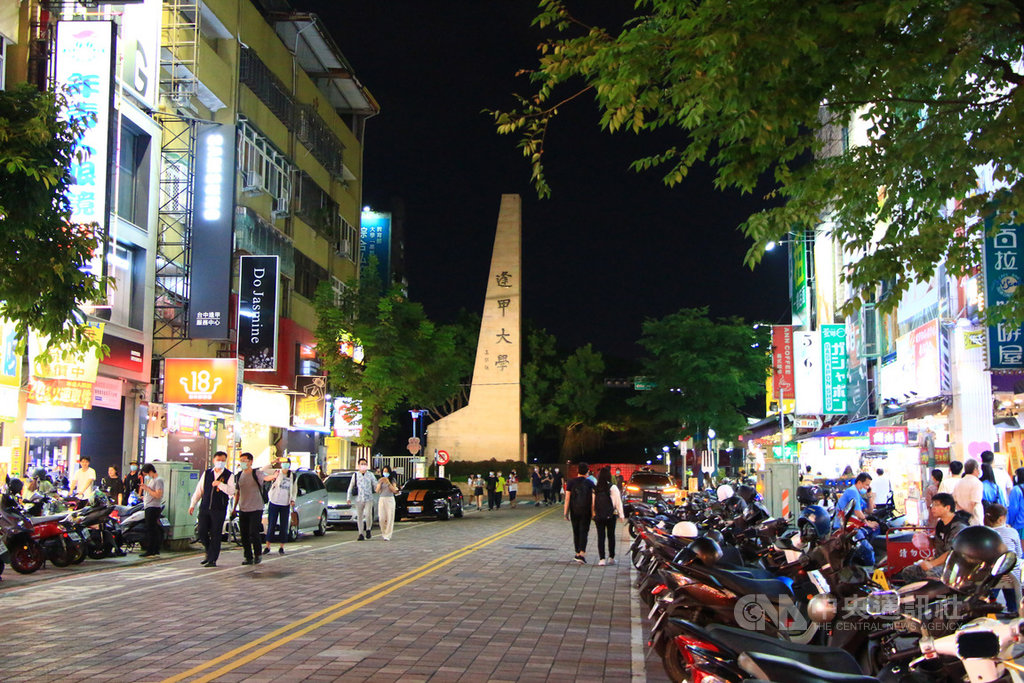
[597,559,606,566]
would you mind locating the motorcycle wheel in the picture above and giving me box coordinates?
[11,542,45,574]
[628,523,638,538]
[661,640,691,683]
[69,540,86,564]
[48,540,73,568]
[87,542,110,560]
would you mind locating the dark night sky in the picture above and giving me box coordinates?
[299,1,789,359]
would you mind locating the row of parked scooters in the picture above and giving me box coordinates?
[0,488,168,579]
[629,484,1024,682]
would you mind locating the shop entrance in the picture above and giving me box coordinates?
[27,435,78,472]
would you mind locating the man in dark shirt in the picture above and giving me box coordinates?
[564,462,596,564]
[552,467,565,503]
[123,463,142,504]
[899,493,966,581]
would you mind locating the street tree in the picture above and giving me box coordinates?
[630,308,769,457]
[314,273,463,448]
[493,0,1024,321]
[0,84,107,355]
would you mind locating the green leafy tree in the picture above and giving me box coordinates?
[494,0,1024,320]
[314,268,465,447]
[630,308,769,454]
[521,327,562,435]
[0,84,107,355]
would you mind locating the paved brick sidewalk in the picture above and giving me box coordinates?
[0,503,667,682]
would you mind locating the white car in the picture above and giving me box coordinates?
[324,471,377,528]
[264,469,329,540]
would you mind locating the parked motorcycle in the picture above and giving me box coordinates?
[0,506,45,574]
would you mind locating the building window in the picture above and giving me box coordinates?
[115,122,150,228]
[237,121,293,218]
[294,252,328,301]
[339,218,358,262]
[94,243,143,330]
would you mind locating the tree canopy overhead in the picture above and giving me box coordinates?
[494,0,1024,320]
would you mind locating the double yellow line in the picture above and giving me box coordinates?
[162,507,558,683]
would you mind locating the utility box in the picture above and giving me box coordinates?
[762,460,800,523]
[153,461,199,548]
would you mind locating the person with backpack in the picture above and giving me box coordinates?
[1008,468,1024,540]
[234,452,267,564]
[591,466,625,566]
[264,457,297,555]
[564,462,596,564]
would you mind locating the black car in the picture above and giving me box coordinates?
[396,478,465,520]
[623,470,679,506]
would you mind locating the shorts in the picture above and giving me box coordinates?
[509,491,517,501]
[474,487,484,496]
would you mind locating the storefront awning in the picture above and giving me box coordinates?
[904,397,950,420]
[795,417,876,442]
[746,414,792,440]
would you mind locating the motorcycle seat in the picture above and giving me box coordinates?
[29,514,68,524]
[708,567,795,598]
[707,624,863,674]
[739,652,875,683]
[716,561,776,580]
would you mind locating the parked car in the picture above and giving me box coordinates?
[623,470,679,506]
[323,471,377,528]
[396,478,464,521]
[263,469,329,540]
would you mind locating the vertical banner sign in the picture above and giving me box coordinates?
[0,319,22,388]
[790,231,809,324]
[821,324,848,414]
[55,21,115,278]
[982,221,1024,370]
[771,325,795,397]
[116,0,161,108]
[237,255,279,370]
[359,210,392,286]
[189,123,236,339]
[293,375,327,427]
[794,331,824,414]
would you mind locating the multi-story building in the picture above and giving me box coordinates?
[0,0,376,480]
[149,0,377,470]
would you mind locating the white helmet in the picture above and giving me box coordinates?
[672,521,699,539]
[716,484,735,502]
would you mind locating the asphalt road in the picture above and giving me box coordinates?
[0,503,667,682]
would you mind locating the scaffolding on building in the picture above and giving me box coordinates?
[160,0,200,106]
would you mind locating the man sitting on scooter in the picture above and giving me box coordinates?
[898,493,966,582]
[1,478,23,511]
[834,472,880,565]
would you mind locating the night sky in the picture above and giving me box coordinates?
[300,1,789,359]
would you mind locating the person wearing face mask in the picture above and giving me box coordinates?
[123,463,142,505]
[347,458,377,540]
[137,464,164,557]
[485,471,498,510]
[189,451,235,567]
[234,452,268,564]
[264,457,297,555]
[375,467,399,541]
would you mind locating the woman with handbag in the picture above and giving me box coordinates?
[264,459,296,555]
[376,467,400,540]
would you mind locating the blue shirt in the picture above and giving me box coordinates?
[983,480,1007,507]
[1009,485,1024,531]
[833,484,865,529]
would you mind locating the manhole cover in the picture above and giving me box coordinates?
[512,545,555,550]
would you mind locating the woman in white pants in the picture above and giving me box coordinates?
[376,467,399,540]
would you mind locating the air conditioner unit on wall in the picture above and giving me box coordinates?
[242,170,263,193]
[272,197,290,219]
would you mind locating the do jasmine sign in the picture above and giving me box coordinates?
[237,255,279,371]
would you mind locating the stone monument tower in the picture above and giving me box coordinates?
[429,195,523,462]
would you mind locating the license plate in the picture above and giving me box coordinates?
[645,496,658,504]
[408,506,422,513]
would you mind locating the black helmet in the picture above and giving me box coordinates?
[800,505,831,541]
[704,529,725,545]
[743,502,771,524]
[7,478,23,495]
[674,537,722,567]
[722,495,747,517]
[32,468,47,480]
[942,526,1016,594]
[736,484,757,505]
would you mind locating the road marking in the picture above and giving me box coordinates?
[162,507,558,683]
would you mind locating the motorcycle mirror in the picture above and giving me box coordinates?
[991,551,1017,579]
[865,590,900,616]
[807,593,838,623]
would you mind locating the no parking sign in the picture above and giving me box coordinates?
[436,449,450,465]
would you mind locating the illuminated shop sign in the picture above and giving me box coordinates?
[237,255,279,371]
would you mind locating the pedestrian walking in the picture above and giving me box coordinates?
[495,471,506,509]
[954,459,985,525]
[137,464,163,557]
[472,474,485,510]
[592,466,625,566]
[531,467,542,505]
[552,467,565,503]
[264,458,296,555]
[376,466,399,540]
[1009,468,1024,540]
[347,458,376,540]
[508,471,519,509]
[188,451,235,568]
[982,450,1013,499]
[486,471,498,510]
[982,463,1008,506]
[986,503,1022,615]
[541,469,553,505]
[614,468,625,492]
[102,466,125,505]
[123,463,141,504]
[940,460,963,494]
[564,462,596,564]
[234,452,267,565]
